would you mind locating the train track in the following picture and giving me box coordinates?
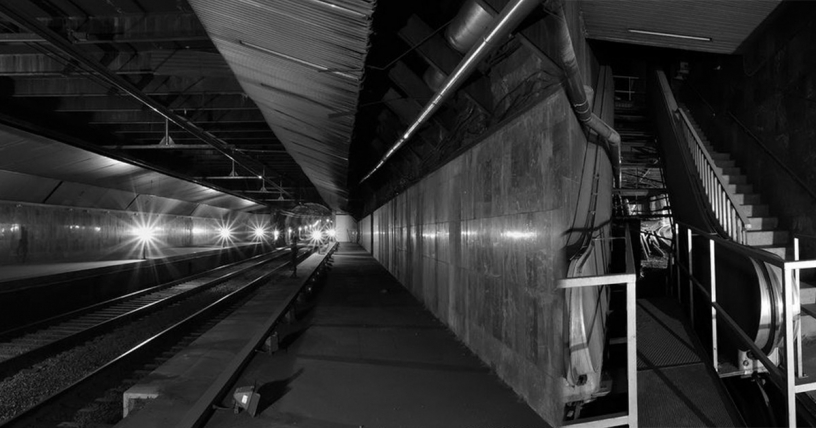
[0,246,312,426]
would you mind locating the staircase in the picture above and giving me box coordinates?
[682,107,816,339]
[681,108,790,260]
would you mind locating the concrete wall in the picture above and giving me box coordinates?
[0,201,265,265]
[334,214,357,243]
[359,215,371,253]
[361,88,590,424]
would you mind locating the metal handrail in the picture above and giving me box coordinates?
[559,224,637,428]
[675,221,816,427]
[675,108,752,243]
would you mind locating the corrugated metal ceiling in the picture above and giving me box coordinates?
[188,0,376,211]
[0,123,265,213]
[580,0,782,54]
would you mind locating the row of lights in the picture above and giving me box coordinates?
[132,225,336,243]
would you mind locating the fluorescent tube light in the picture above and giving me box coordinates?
[628,29,711,42]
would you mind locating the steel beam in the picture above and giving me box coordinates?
[0,3,291,197]
[398,15,494,114]
[387,61,456,132]
[52,95,259,112]
[9,76,244,97]
[0,51,232,77]
[87,109,267,125]
[0,13,209,45]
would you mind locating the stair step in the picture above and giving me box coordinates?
[715,166,741,176]
[717,159,736,168]
[755,245,787,260]
[748,216,779,230]
[722,174,747,185]
[727,183,753,194]
[801,280,816,305]
[743,204,770,217]
[710,152,731,162]
[746,230,789,246]
[733,193,763,205]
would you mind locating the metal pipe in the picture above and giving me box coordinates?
[549,1,622,186]
[0,3,292,199]
[360,0,543,183]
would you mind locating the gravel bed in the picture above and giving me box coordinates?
[0,266,272,424]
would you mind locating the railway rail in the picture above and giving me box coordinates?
[0,246,314,426]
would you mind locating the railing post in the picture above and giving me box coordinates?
[784,266,796,428]
[675,223,681,301]
[795,237,803,377]
[627,278,638,428]
[688,228,694,327]
[710,239,718,372]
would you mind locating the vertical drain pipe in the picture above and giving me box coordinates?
[549,1,622,186]
[360,0,545,183]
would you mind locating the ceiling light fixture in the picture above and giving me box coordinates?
[627,29,712,42]
[239,40,358,81]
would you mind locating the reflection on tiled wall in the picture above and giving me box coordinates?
[0,202,261,265]
[362,89,589,424]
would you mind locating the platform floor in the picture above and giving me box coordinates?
[204,243,546,428]
[636,298,744,427]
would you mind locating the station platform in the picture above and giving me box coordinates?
[118,243,546,428]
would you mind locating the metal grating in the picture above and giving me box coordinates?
[638,364,743,427]
[636,298,702,370]
[188,0,376,211]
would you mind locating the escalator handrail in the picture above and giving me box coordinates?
[679,221,784,265]
[650,69,730,241]
[674,107,752,243]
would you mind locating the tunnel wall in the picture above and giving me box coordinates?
[361,88,588,424]
[334,214,357,243]
[0,200,266,265]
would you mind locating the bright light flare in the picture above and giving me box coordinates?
[219,228,232,239]
[327,229,336,238]
[310,229,323,241]
[132,226,156,242]
[254,227,265,238]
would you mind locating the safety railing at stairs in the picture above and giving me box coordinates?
[559,223,638,428]
[674,108,752,243]
[674,222,816,427]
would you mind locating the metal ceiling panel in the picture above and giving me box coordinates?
[0,123,265,213]
[580,0,782,54]
[0,170,60,204]
[188,0,376,211]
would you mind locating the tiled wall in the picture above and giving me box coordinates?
[0,202,263,264]
[362,88,590,424]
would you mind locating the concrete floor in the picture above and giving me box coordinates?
[205,243,547,428]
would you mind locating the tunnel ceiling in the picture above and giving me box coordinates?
[0,0,783,217]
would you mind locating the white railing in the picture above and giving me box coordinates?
[559,225,638,428]
[613,75,640,102]
[674,223,816,427]
[675,109,752,243]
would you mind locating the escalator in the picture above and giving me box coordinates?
[649,68,813,426]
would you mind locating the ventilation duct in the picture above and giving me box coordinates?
[446,0,495,53]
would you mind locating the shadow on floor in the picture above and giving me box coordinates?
[255,367,305,415]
